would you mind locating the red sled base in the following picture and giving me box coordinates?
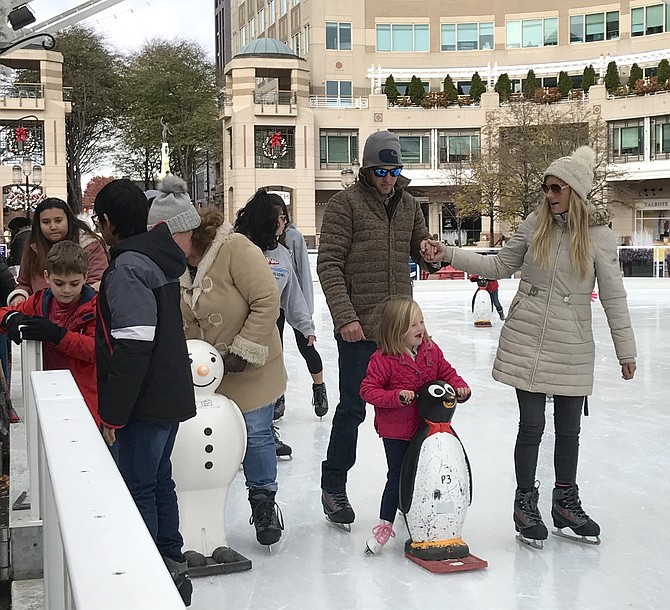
[405,552,488,573]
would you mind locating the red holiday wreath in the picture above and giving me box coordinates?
[262,132,288,160]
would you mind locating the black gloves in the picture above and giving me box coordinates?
[223,352,247,374]
[17,317,67,345]
[2,311,29,344]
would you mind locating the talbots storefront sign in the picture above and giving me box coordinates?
[635,200,670,209]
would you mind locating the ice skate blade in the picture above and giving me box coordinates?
[276,453,293,461]
[516,533,544,549]
[325,517,352,533]
[552,528,601,545]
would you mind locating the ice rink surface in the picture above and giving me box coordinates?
[191,279,669,610]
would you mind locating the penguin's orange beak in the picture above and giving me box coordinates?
[442,399,456,409]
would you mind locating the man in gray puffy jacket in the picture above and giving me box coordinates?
[317,131,437,530]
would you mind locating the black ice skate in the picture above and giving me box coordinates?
[248,488,285,549]
[312,382,329,417]
[163,555,193,606]
[321,489,355,532]
[514,482,548,549]
[272,424,292,459]
[551,484,601,545]
[273,395,286,421]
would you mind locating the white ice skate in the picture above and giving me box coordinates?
[364,520,395,555]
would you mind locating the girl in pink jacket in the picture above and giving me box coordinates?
[360,296,471,554]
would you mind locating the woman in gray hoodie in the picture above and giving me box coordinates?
[424,146,636,549]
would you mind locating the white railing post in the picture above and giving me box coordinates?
[21,339,42,520]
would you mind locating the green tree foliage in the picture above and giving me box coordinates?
[604,61,620,93]
[54,26,120,212]
[117,39,220,190]
[557,71,573,97]
[523,69,537,99]
[469,71,486,103]
[443,75,458,104]
[628,63,643,89]
[408,75,426,106]
[383,74,400,104]
[657,59,670,86]
[494,73,512,101]
[581,65,596,92]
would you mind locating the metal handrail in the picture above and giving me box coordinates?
[309,96,369,109]
[0,83,44,99]
[254,90,296,105]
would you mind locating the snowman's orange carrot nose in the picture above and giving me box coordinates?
[197,365,209,377]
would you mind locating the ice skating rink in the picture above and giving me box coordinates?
[192,279,669,610]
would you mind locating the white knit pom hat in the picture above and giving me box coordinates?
[543,146,597,202]
[147,175,201,234]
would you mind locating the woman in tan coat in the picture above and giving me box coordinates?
[180,207,286,548]
[426,146,636,549]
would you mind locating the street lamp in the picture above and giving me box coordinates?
[340,159,360,188]
[13,157,42,219]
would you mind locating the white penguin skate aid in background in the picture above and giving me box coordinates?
[472,282,493,327]
[172,340,251,576]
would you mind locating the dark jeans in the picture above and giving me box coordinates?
[277,309,322,374]
[111,420,184,561]
[490,290,503,313]
[514,389,584,490]
[321,335,377,491]
[0,334,9,382]
[380,438,411,523]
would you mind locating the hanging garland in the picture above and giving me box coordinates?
[4,185,44,212]
[262,132,287,160]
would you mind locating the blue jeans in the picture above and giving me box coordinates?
[242,403,277,492]
[111,420,184,561]
[321,336,377,491]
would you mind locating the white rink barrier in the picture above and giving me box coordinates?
[31,369,185,609]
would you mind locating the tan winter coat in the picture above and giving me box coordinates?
[447,211,636,396]
[180,223,286,413]
[317,174,430,338]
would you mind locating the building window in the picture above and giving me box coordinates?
[652,116,670,158]
[438,130,480,165]
[441,22,493,51]
[610,120,644,161]
[326,22,351,50]
[631,4,666,37]
[269,0,275,24]
[240,25,246,47]
[280,0,287,17]
[292,32,301,55]
[606,11,619,39]
[319,130,358,168]
[325,80,352,106]
[255,127,295,169]
[571,11,620,43]
[249,17,255,39]
[507,18,558,48]
[258,8,265,33]
[303,25,310,52]
[376,23,429,52]
[395,131,430,166]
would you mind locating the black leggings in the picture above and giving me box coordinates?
[514,389,584,490]
[276,310,322,375]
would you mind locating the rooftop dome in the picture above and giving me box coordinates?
[236,38,297,58]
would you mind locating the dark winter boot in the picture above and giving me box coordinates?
[312,382,329,417]
[272,424,292,458]
[497,309,505,321]
[552,484,601,544]
[163,556,193,606]
[514,481,548,549]
[273,395,286,421]
[248,488,284,546]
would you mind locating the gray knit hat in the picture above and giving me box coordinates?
[543,146,597,202]
[147,175,201,234]
[362,131,403,169]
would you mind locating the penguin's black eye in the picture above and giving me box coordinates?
[428,384,446,398]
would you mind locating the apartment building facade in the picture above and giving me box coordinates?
[219,1,670,246]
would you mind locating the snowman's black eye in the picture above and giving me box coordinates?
[211,357,216,363]
[428,384,446,398]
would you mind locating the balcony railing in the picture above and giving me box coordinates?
[254,90,296,105]
[217,92,233,108]
[309,96,369,109]
[0,82,44,99]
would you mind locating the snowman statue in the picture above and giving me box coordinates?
[172,339,250,575]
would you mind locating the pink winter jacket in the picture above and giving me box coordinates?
[360,340,469,441]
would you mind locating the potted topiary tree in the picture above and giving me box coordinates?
[408,75,426,106]
[384,74,400,105]
[657,59,670,87]
[523,69,538,99]
[628,63,644,91]
[604,60,621,93]
[469,71,486,103]
[582,64,596,92]
[443,75,459,105]
[557,71,573,97]
[494,72,512,101]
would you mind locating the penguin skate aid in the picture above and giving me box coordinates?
[358,297,476,561]
[424,146,637,549]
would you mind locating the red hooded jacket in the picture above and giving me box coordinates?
[0,286,98,425]
[360,340,469,440]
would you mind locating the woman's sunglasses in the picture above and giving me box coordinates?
[541,183,570,195]
[373,167,402,178]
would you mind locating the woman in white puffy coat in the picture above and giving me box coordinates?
[426,146,636,548]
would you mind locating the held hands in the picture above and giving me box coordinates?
[399,390,415,405]
[339,321,366,342]
[223,352,248,374]
[420,239,446,263]
[621,362,636,380]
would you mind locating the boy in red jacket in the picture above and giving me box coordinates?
[0,241,98,425]
[360,296,470,554]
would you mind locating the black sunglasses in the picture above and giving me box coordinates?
[541,183,570,195]
[91,214,100,227]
